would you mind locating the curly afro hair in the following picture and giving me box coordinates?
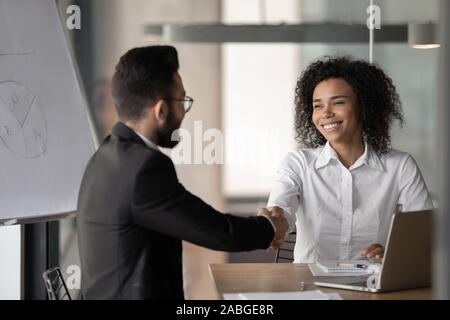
[294,56,404,154]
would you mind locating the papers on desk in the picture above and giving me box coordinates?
[223,290,342,300]
[308,260,370,277]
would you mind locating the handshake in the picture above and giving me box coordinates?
[258,206,289,249]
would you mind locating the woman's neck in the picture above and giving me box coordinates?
[330,139,365,169]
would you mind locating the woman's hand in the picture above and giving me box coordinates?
[360,243,384,260]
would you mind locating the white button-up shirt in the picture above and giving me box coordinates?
[267,141,433,263]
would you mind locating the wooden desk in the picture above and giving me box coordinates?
[209,263,431,300]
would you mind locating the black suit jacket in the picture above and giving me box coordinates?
[77,122,274,300]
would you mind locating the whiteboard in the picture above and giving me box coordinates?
[0,0,96,223]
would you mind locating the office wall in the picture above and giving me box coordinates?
[222,0,299,197]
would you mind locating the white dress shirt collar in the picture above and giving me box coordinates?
[134,131,159,151]
[315,141,384,171]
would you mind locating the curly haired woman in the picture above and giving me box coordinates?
[265,56,433,263]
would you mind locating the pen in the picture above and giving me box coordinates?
[338,263,368,269]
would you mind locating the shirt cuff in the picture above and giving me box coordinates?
[260,215,276,233]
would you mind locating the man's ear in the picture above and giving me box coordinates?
[153,99,168,124]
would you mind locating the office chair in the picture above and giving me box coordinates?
[43,266,72,300]
[274,230,296,263]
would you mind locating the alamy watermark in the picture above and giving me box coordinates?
[367,4,381,30]
[66,5,81,30]
[65,265,81,290]
[168,121,281,174]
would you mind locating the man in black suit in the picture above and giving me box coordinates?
[77,46,288,300]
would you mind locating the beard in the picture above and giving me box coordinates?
[157,110,182,148]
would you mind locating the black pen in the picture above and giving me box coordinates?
[337,263,368,269]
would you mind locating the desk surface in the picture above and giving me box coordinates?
[209,263,431,300]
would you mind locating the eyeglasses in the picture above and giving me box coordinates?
[167,96,194,113]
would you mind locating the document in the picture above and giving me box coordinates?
[315,260,369,273]
[308,261,370,277]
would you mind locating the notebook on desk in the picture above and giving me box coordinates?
[315,260,369,273]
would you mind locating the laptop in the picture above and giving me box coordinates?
[314,209,432,293]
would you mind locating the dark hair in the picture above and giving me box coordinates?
[111,45,179,121]
[294,56,404,154]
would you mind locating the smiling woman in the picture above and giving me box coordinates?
[295,56,404,155]
[266,56,434,263]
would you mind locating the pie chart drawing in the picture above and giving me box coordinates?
[0,81,47,158]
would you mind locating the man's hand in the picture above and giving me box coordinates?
[258,206,289,249]
[360,243,384,260]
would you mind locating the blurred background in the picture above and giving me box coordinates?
[1,0,445,300]
[61,0,440,299]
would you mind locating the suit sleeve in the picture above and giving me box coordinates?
[131,155,274,252]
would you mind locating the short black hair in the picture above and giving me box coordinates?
[111,45,179,121]
[295,56,404,154]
